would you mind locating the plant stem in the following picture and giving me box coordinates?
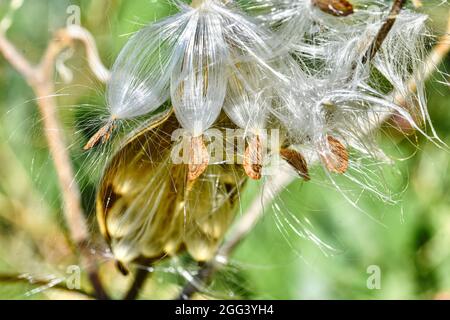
[362,0,407,64]
[123,268,150,300]
[0,25,110,300]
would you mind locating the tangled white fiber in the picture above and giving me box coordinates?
[86,0,445,274]
[92,0,438,169]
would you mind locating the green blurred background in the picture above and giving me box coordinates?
[0,0,449,299]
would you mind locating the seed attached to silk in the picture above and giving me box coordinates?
[280,148,310,181]
[188,135,210,182]
[321,136,349,174]
[243,135,263,180]
[311,0,354,17]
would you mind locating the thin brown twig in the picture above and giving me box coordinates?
[0,25,110,299]
[62,25,110,83]
[123,268,150,300]
[362,0,406,64]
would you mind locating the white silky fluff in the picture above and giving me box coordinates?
[104,0,437,179]
[97,0,444,271]
[105,0,438,186]
[234,0,355,52]
[106,11,193,120]
[270,5,436,172]
[106,0,282,136]
[223,62,272,134]
[171,2,229,136]
[372,11,439,140]
[170,0,284,136]
[106,0,436,154]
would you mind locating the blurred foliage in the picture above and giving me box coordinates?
[0,0,449,299]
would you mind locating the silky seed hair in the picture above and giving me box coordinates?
[223,62,272,134]
[171,1,229,137]
[107,11,192,120]
[223,62,274,179]
[257,2,438,202]
[84,0,443,276]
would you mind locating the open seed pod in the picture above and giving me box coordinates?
[96,114,247,272]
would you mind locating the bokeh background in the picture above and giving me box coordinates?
[0,0,449,299]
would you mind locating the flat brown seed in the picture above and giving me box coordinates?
[243,135,263,180]
[188,135,210,182]
[280,148,310,181]
[321,136,349,174]
[83,120,115,150]
[312,0,354,17]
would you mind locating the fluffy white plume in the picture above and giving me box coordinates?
[171,2,229,136]
[223,62,272,133]
[100,0,437,184]
[107,11,193,120]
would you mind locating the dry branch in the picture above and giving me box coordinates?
[0,24,110,299]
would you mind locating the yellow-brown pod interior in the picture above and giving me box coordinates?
[96,114,247,268]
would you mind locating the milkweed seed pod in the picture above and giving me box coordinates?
[90,0,439,277]
[96,114,246,270]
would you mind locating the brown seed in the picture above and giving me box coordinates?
[83,120,116,150]
[188,135,210,182]
[321,136,349,174]
[312,0,354,17]
[280,148,311,181]
[243,135,263,180]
